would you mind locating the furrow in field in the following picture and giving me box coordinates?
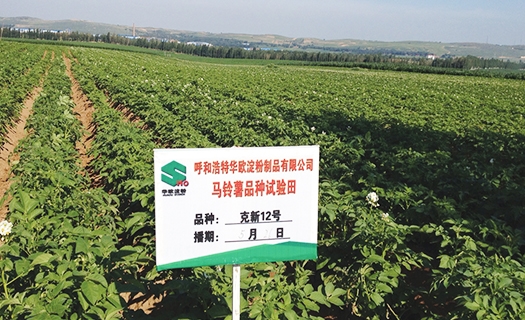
[0,82,45,220]
[67,51,167,315]
[110,100,146,126]
[63,53,95,170]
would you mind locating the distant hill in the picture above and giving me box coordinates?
[2,16,525,62]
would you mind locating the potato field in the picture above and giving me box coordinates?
[1,40,525,319]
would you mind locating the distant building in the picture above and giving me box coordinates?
[120,35,141,39]
[187,41,212,46]
[427,53,437,60]
[11,27,65,34]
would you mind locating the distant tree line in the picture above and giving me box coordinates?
[431,54,520,70]
[294,44,431,57]
[2,28,524,79]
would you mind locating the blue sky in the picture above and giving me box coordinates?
[2,0,524,45]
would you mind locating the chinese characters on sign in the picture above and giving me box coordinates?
[197,157,312,198]
[192,209,290,245]
[239,210,282,223]
[211,179,296,198]
[161,188,187,196]
[193,212,220,243]
[194,158,314,175]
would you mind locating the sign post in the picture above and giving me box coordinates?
[232,264,241,320]
[154,145,319,318]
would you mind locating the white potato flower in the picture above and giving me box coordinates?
[366,192,380,207]
[0,220,13,241]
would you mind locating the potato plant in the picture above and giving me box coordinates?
[0,42,47,147]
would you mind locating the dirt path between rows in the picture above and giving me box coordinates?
[62,53,163,315]
[0,84,44,220]
[112,102,145,125]
[63,53,95,171]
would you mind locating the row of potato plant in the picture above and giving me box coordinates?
[73,50,214,149]
[68,46,525,319]
[0,42,47,148]
[0,50,125,319]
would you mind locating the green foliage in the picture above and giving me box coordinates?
[1,41,525,319]
[0,42,48,147]
[0,53,123,319]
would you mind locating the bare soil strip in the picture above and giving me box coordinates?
[121,291,167,315]
[63,53,95,170]
[63,54,163,314]
[112,101,145,126]
[68,50,79,63]
[0,85,44,220]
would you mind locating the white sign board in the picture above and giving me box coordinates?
[154,145,319,271]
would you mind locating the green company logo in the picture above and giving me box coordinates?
[161,161,187,187]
